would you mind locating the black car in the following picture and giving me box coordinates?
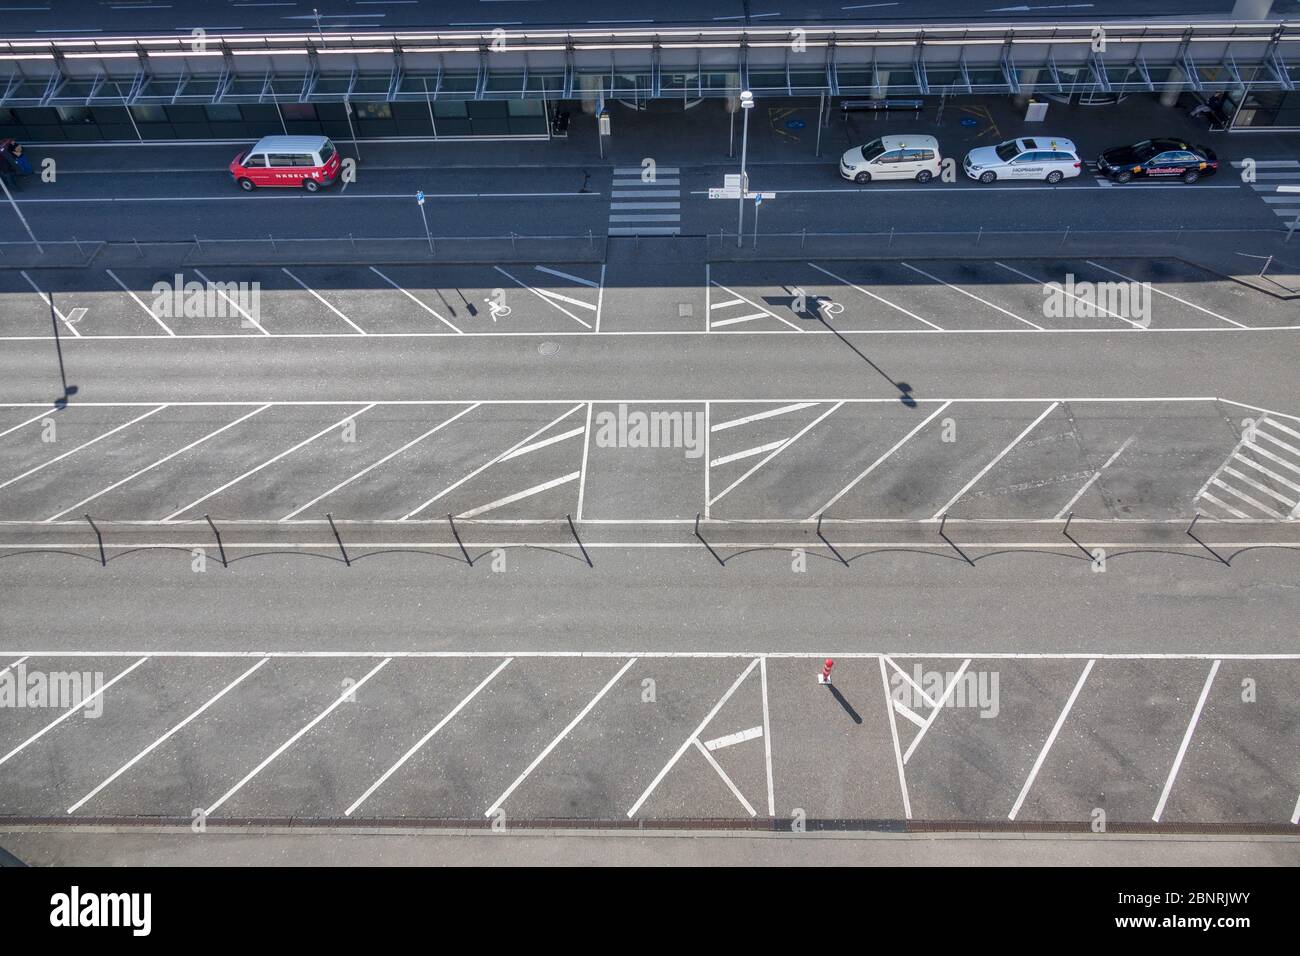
[1096,139,1219,183]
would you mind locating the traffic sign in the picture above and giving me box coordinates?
[708,187,740,199]
[416,190,425,206]
[724,173,746,191]
[745,191,776,201]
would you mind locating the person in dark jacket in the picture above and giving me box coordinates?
[0,144,21,192]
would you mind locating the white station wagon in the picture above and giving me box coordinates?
[841,134,943,184]
[963,137,1082,184]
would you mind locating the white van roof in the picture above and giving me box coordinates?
[248,135,332,153]
[878,134,940,150]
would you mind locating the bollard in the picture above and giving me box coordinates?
[818,659,834,685]
[1060,225,1070,246]
[801,227,806,249]
[888,226,895,248]
[976,226,983,247]
[135,237,145,258]
[193,234,203,255]
[269,233,277,254]
[510,231,517,255]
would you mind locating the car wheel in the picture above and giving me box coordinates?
[1045,170,1063,185]
[1114,171,1133,184]
[237,178,255,191]
[303,178,320,192]
[979,170,996,184]
[854,171,871,184]
[1182,169,1200,184]
[915,169,933,184]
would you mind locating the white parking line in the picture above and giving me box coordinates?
[709,402,843,507]
[281,403,480,521]
[1292,792,1300,826]
[902,659,972,764]
[497,425,586,463]
[709,312,771,328]
[68,657,270,814]
[703,726,764,751]
[0,656,29,677]
[46,404,272,522]
[0,406,166,494]
[204,658,391,818]
[486,657,637,818]
[760,656,774,817]
[1233,454,1300,498]
[995,261,1145,329]
[1083,261,1248,329]
[577,402,594,521]
[401,403,584,519]
[367,267,462,334]
[19,271,80,336]
[884,655,938,708]
[161,404,376,521]
[711,402,819,433]
[0,409,59,441]
[105,269,176,336]
[0,658,148,769]
[807,262,945,331]
[457,471,580,519]
[1054,433,1136,520]
[281,267,368,335]
[877,656,912,819]
[192,268,269,335]
[710,439,787,468]
[1256,427,1300,459]
[710,298,746,310]
[347,657,512,817]
[933,402,1060,519]
[708,280,804,332]
[816,402,951,518]
[494,266,593,329]
[1008,659,1095,821]
[693,737,757,816]
[1153,659,1220,823]
[533,265,599,288]
[1198,490,1251,519]
[628,658,760,818]
[594,263,606,334]
[899,261,1043,330]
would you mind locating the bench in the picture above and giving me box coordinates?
[840,98,924,114]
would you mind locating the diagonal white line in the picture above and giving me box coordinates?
[1261,418,1300,443]
[710,439,786,468]
[693,737,757,816]
[162,405,376,521]
[534,287,597,311]
[0,658,149,768]
[0,406,166,494]
[20,270,79,336]
[711,402,818,433]
[47,405,271,522]
[709,280,804,332]
[628,658,760,818]
[995,261,1145,329]
[1083,260,1247,329]
[1153,660,1220,822]
[1232,454,1300,497]
[710,402,843,507]
[816,402,951,518]
[703,726,764,750]
[760,656,775,817]
[1210,477,1287,520]
[1254,427,1300,459]
[892,699,927,728]
[348,658,512,817]
[1009,659,1094,820]
[878,656,911,819]
[1243,441,1300,477]
[281,404,480,520]
[105,269,175,335]
[69,658,270,814]
[710,312,771,328]
[192,268,269,334]
[487,657,637,817]
[0,656,29,678]
[899,261,1042,330]
[401,404,584,519]
[494,266,593,329]
[496,425,585,463]
[807,261,944,330]
[1198,490,1250,520]
[533,265,599,288]
[1292,791,1300,826]
[368,266,461,333]
[903,659,971,764]
[933,402,1059,519]
[1054,433,1135,520]
[457,471,580,519]
[205,658,391,817]
[282,267,367,335]
[885,655,937,708]
[0,408,59,441]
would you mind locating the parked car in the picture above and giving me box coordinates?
[229,135,341,192]
[840,134,943,183]
[963,137,1082,184]
[1096,138,1218,183]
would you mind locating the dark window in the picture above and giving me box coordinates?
[995,141,1020,162]
[353,102,392,120]
[877,150,905,164]
[244,153,267,167]
[318,140,336,163]
[205,105,243,122]
[56,106,92,124]
[907,149,935,161]
[129,105,168,124]
[281,103,318,122]
[859,139,885,162]
[292,153,316,166]
[267,153,297,167]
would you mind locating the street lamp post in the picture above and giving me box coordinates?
[736,90,753,248]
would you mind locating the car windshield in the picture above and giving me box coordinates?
[860,139,886,162]
[1131,140,1161,160]
[995,141,1020,163]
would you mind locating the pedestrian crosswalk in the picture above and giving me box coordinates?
[608,165,680,236]
[1195,416,1300,521]
[1235,159,1300,223]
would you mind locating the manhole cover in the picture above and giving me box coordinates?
[538,341,560,356]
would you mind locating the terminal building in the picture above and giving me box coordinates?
[2,19,1299,145]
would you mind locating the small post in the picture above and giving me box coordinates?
[888,226,894,248]
[693,513,726,567]
[801,227,807,249]
[326,512,350,566]
[269,233,277,254]
[84,514,105,567]
[1061,225,1070,246]
[1259,254,1273,278]
[1186,514,1230,566]
[818,658,834,685]
[447,513,473,565]
[976,226,983,247]
[588,228,594,251]
[510,231,517,255]
[566,514,593,568]
[135,237,145,258]
[204,513,228,568]
[816,513,849,567]
[937,513,975,567]
[193,234,203,255]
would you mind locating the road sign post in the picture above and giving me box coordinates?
[737,90,753,248]
[416,190,433,255]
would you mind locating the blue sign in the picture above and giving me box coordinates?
[959,117,978,128]
[786,118,806,130]
[754,194,763,206]
[416,190,425,204]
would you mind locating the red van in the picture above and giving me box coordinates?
[229,135,341,192]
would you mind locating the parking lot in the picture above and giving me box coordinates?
[1,397,1295,525]
[1,255,1295,340]
[0,651,1295,828]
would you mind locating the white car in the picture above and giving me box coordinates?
[840,134,942,184]
[963,137,1082,184]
